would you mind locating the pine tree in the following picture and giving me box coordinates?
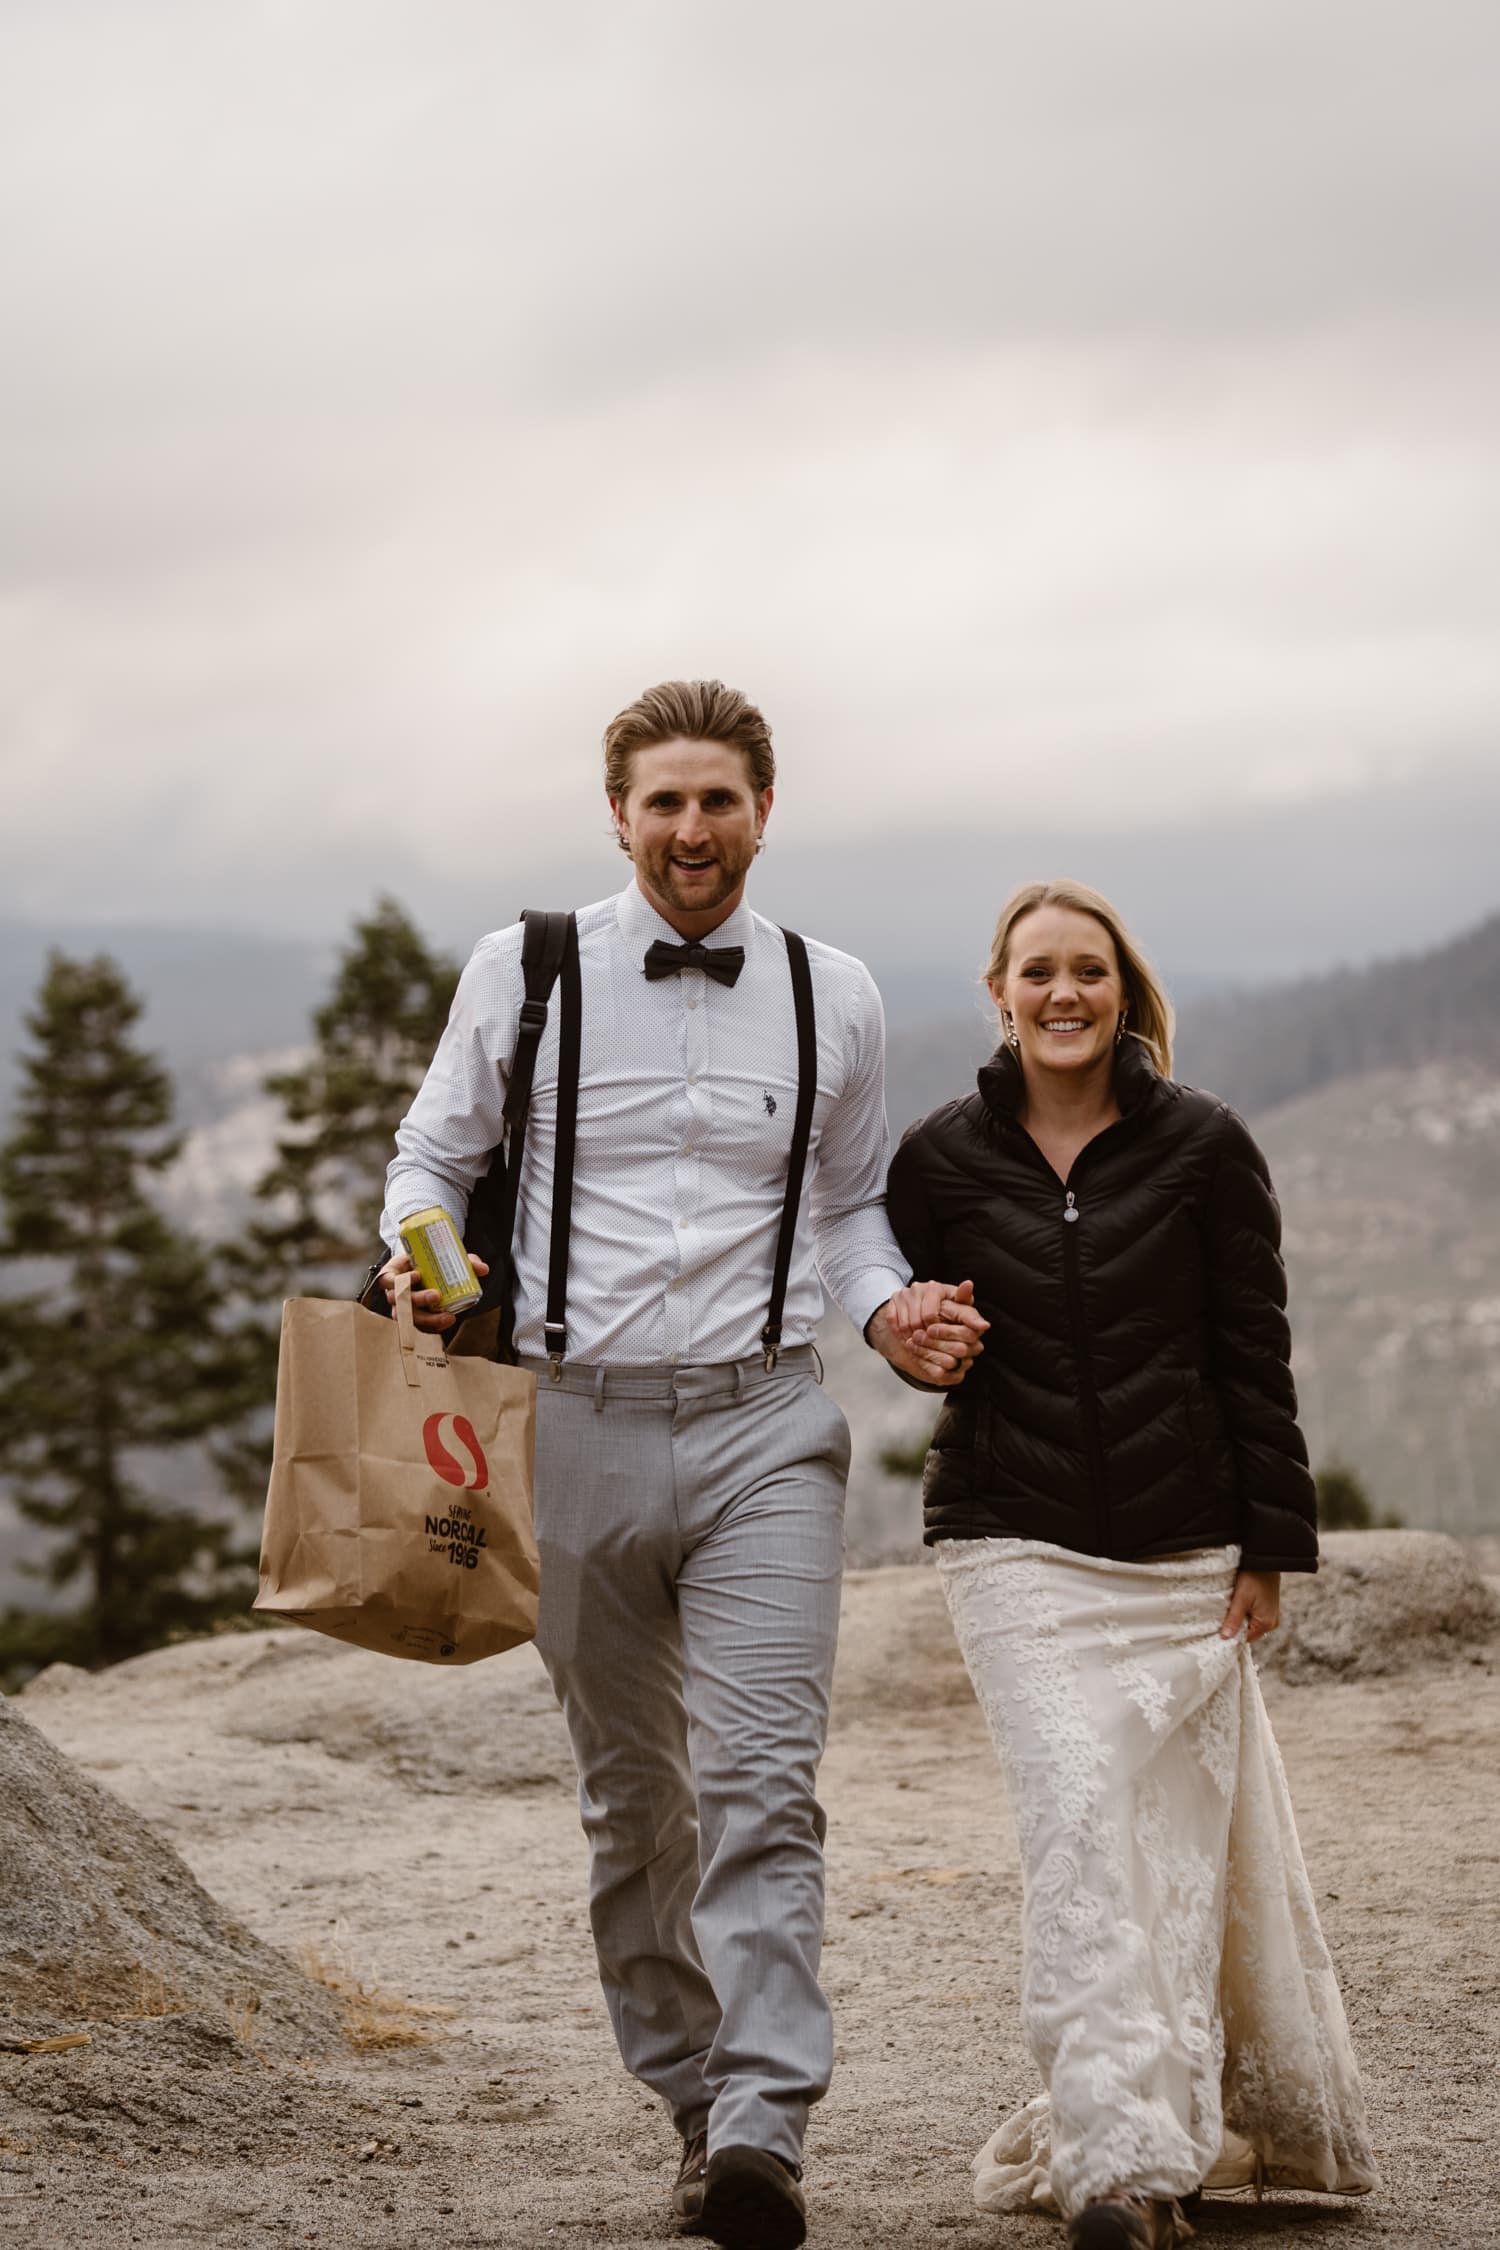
[250,896,460,1289]
[0,954,264,1677]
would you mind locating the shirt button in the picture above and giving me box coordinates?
[687,1073,699,1086]
[685,999,697,1012]
[668,1351,680,1364]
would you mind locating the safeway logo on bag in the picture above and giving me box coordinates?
[422,1412,490,1492]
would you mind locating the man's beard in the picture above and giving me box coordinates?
[639,840,755,916]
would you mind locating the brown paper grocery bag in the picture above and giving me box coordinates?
[255,1274,540,1663]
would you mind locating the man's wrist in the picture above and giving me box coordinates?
[850,1271,910,1347]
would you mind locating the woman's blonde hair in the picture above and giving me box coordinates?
[984,878,1175,1078]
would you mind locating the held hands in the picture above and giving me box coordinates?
[1220,1569,1281,1643]
[869,1278,989,1388]
[376,1251,489,1333]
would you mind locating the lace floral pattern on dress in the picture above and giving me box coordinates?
[937,1537,1378,2220]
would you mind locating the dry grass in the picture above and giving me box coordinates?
[132,1943,187,2020]
[297,1943,457,2053]
[224,1985,266,2057]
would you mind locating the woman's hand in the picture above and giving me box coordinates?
[886,1277,988,1354]
[869,1278,989,1387]
[1220,1568,1281,1643]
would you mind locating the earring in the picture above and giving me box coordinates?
[1006,1011,1020,1050]
[1115,1012,1128,1045]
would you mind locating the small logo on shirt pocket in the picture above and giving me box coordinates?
[763,1091,778,1117]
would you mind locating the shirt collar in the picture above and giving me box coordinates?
[615,879,758,967]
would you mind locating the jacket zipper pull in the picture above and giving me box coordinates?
[1063,1190,1080,1224]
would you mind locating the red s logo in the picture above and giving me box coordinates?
[422,1412,490,1492]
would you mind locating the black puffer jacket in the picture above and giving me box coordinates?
[887,1039,1317,1572]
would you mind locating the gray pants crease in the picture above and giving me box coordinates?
[528,1350,849,2164]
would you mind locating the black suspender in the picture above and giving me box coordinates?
[761,929,817,1371]
[476,917,816,1378]
[541,916,582,1379]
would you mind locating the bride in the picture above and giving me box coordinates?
[884,879,1377,2249]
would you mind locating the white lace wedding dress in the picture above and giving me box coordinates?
[937,1538,1379,2219]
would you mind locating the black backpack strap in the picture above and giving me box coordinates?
[504,910,572,1129]
[492,909,574,1362]
[541,915,581,1380]
[761,929,817,1371]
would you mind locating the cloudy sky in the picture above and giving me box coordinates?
[4,0,1498,977]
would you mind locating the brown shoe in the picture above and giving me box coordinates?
[1067,2193,1192,2249]
[699,2145,807,2250]
[671,2131,709,2233]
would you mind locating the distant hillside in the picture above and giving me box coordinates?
[1258,1063,1500,1536]
[6,902,1497,1137]
[1173,913,1500,1116]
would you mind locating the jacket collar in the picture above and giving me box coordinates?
[977,1032,1167,1123]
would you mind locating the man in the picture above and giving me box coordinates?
[375,680,985,2249]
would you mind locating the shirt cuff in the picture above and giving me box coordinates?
[837,1266,910,1343]
[379,1182,468,1256]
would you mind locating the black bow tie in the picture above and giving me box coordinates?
[642,938,746,987]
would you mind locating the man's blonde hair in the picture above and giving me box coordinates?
[602,680,775,806]
[985,878,1175,1077]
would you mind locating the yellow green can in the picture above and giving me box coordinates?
[398,1206,484,1314]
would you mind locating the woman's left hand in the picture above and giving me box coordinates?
[1220,1569,1281,1643]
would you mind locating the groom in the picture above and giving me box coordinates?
[375,680,985,2248]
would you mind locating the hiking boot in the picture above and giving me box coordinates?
[671,2131,709,2233]
[699,2144,807,2250]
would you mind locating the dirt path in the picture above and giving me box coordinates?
[3,1567,1497,2250]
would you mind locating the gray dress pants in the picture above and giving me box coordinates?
[525,1347,850,2165]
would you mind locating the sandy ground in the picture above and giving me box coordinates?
[3,1564,1498,2250]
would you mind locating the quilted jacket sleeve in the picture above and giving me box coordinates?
[1203,1108,1319,1573]
[886,1123,944,1285]
[880,1123,953,1393]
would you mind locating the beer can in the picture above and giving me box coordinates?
[398,1206,484,1314]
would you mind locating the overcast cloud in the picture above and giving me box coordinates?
[3,1,1497,958]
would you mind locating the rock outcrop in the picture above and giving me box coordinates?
[1261,1528,1499,1682]
[0,1690,339,2054]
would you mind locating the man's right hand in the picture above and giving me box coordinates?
[375,1251,489,1333]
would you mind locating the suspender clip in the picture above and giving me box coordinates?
[544,1320,567,1382]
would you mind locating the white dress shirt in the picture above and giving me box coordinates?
[381,881,911,1366]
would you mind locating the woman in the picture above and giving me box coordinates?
[885,880,1377,2250]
